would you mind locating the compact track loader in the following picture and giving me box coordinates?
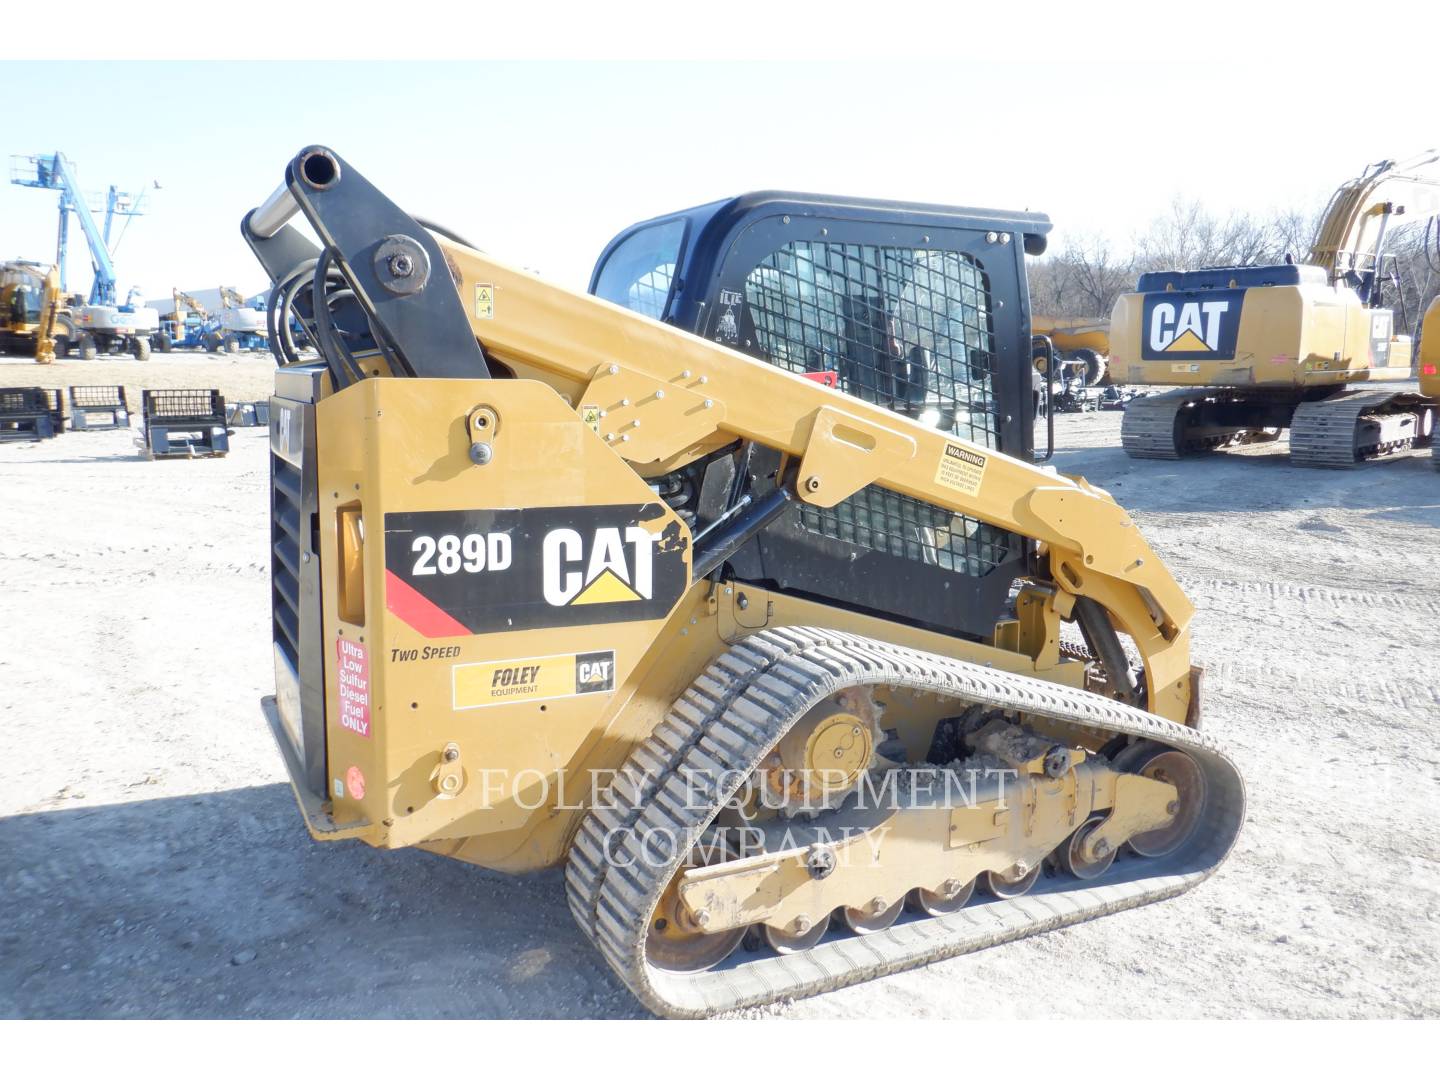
[1111,151,1440,467]
[244,147,1244,1017]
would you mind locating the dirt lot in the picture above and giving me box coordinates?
[2,354,1438,1018]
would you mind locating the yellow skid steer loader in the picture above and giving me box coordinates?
[243,147,1244,1017]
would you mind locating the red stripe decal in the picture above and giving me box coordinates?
[384,569,471,639]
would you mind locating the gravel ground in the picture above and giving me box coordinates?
[2,356,1437,1018]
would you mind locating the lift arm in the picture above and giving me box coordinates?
[243,146,1198,725]
[174,288,206,315]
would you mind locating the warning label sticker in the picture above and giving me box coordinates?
[474,283,495,320]
[335,638,371,738]
[580,403,601,433]
[934,443,987,496]
[453,650,616,710]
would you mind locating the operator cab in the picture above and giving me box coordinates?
[592,191,1050,463]
[591,193,1052,642]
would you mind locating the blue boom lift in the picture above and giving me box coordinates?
[10,153,160,360]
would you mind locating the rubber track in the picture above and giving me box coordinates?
[1290,389,1414,468]
[564,626,1245,1017]
[1119,389,1205,459]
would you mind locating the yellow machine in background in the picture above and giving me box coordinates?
[242,147,1244,1017]
[156,288,207,352]
[1422,296,1440,469]
[1032,313,1111,385]
[1111,151,1440,466]
[0,260,72,362]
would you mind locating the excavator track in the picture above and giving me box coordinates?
[1119,388,1275,459]
[1290,389,1429,468]
[1120,389,1202,459]
[565,625,1245,1017]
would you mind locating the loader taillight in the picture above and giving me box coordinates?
[336,504,366,625]
[1422,363,1438,376]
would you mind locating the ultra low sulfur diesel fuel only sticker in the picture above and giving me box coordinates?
[452,650,616,710]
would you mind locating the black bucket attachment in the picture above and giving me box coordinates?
[0,387,58,441]
[142,388,230,458]
[68,384,131,430]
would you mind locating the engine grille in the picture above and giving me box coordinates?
[270,454,303,670]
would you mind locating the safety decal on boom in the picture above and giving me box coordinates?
[1141,289,1244,360]
[934,442,987,496]
[452,650,616,709]
[474,283,495,320]
[382,504,688,637]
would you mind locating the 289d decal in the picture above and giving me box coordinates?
[383,504,688,637]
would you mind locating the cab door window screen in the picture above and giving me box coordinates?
[744,241,1000,448]
[743,239,1011,577]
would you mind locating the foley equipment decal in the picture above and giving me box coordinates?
[453,650,616,709]
[1141,289,1244,361]
[383,504,688,637]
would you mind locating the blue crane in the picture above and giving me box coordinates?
[10,152,152,305]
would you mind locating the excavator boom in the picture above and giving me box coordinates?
[1310,149,1440,293]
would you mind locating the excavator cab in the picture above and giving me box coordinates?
[591,193,1052,640]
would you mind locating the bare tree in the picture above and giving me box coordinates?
[1029,233,1136,318]
[1134,198,1298,271]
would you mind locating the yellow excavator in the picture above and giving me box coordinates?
[1111,151,1440,466]
[243,147,1245,1017]
[156,288,207,352]
[0,260,71,362]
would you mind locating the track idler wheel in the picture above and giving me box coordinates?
[646,840,746,973]
[983,861,1042,899]
[761,913,831,954]
[1117,747,1207,859]
[907,878,976,916]
[1060,814,1118,880]
[841,896,904,934]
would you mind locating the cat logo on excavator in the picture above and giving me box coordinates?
[1141,290,1244,359]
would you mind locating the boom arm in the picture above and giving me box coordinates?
[173,288,206,315]
[243,147,1197,724]
[1310,149,1440,299]
[28,154,117,305]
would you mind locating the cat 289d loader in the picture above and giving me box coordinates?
[243,147,1244,1017]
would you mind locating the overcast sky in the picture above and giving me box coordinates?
[2,60,1434,301]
